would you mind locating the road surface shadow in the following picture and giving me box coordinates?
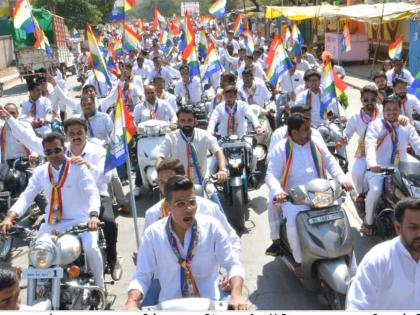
[3,82,27,97]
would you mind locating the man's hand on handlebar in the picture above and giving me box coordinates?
[274,192,288,205]
[369,166,382,173]
[0,213,16,234]
[216,169,228,183]
[87,217,102,231]
[341,180,354,192]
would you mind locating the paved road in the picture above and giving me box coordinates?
[0,75,379,310]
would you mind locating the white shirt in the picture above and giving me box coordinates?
[175,77,202,104]
[144,196,240,256]
[400,94,420,125]
[158,91,177,112]
[133,63,151,80]
[224,38,240,51]
[78,111,114,144]
[303,53,318,67]
[119,81,143,107]
[21,96,53,136]
[10,160,100,222]
[147,66,179,89]
[237,62,266,80]
[265,137,345,199]
[238,81,271,107]
[158,129,220,184]
[346,237,420,310]
[133,99,176,124]
[365,118,420,168]
[208,101,261,138]
[344,107,383,140]
[278,70,305,94]
[295,59,311,72]
[128,215,245,302]
[0,119,35,160]
[84,73,110,98]
[386,68,414,86]
[295,89,344,126]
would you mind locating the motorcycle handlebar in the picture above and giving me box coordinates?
[58,222,105,237]
[366,168,396,175]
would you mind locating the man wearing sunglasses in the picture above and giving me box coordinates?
[0,132,104,289]
[125,176,248,310]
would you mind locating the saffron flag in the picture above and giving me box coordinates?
[341,21,351,53]
[123,24,141,52]
[12,0,35,34]
[320,56,337,117]
[86,23,112,88]
[104,88,137,173]
[182,16,200,77]
[232,14,243,37]
[333,71,348,97]
[202,43,223,80]
[265,36,292,86]
[153,5,165,30]
[33,16,54,58]
[389,35,403,60]
[198,30,208,60]
[125,0,136,11]
[209,0,227,18]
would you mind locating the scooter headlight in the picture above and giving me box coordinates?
[29,240,56,269]
[309,191,334,208]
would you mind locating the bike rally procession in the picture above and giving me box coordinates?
[0,0,419,311]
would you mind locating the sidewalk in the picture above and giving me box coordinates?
[0,67,20,87]
[342,63,382,91]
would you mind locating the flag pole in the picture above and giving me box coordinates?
[125,142,140,248]
[336,17,341,67]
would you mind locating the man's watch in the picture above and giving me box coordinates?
[89,211,99,218]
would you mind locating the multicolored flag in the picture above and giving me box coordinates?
[341,21,351,53]
[389,35,403,60]
[159,28,173,57]
[232,14,243,37]
[320,56,337,117]
[209,0,227,18]
[33,16,54,58]
[283,25,292,51]
[291,22,304,55]
[182,16,200,77]
[86,23,112,88]
[104,88,137,173]
[333,71,348,97]
[265,36,292,86]
[107,42,117,71]
[198,30,208,60]
[123,24,141,52]
[12,0,35,34]
[153,5,165,31]
[114,38,123,57]
[243,30,255,55]
[125,0,136,11]
[202,43,223,80]
[110,0,124,21]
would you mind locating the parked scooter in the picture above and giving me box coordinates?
[278,178,354,310]
[137,120,171,201]
[19,223,115,310]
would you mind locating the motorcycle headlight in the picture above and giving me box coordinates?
[29,240,56,269]
[228,158,242,169]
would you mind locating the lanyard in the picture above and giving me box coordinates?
[47,159,71,224]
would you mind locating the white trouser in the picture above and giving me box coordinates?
[351,158,367,195]
[282,202,309,263]
[365,171,385,225]
[38,219,104,288]
[267,201,282,240]
[110,169,126,205]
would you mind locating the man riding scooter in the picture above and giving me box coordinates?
[265,113,353,273]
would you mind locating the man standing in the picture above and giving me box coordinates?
[238,69,271,108]
[386,59,414,86]
[0,133,104,288]
[175,65,202,105]
[346,198,420,310]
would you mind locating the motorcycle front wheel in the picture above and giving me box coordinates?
[230,186,246,231]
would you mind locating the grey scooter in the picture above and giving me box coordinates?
[278,178,354,309]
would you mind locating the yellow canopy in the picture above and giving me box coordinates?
[265,3,420,22]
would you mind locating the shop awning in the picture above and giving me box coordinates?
[265,3,420,22]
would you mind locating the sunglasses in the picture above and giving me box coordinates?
[44,147,63,156]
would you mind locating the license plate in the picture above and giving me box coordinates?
[308,211,344,225]
[23,267,63,279]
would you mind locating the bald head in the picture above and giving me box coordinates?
[145,85,157,103]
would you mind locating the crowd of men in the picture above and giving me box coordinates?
[0,18,419,311]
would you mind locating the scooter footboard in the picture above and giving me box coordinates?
[317,257,351,295]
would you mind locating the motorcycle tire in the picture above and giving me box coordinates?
[329,292,346,310]
[230,186,246,231]
[0,236,13,261]
[376,208,396,240]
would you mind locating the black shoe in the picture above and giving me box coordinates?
[265,243,281,257]
[111,258,123,281]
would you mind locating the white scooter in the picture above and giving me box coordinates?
[142,298,228,311]
[137,120,171,200]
